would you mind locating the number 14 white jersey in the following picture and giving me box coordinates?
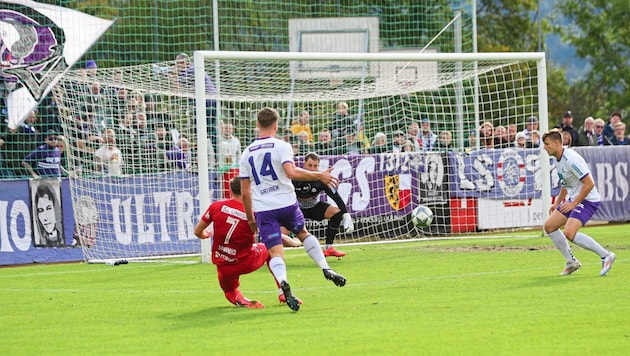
[239,136,297,212]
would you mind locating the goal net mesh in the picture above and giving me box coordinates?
[55,53,547,262]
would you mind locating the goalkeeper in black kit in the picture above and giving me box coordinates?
[291,152,354,257]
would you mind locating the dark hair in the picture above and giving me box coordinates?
[229,176,241,196]
[304,152,320,162]
[35,183,57,208]
[257,107,279,128]
[542,130,562,143]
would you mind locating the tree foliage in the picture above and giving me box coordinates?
[556,0,630,119]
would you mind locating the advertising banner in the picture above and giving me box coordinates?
[2,147,628,265]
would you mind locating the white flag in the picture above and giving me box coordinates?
[1,0,113,129]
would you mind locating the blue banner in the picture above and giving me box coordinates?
[1,147,628,265]
[448,148,562,199]
[1,178,82,265]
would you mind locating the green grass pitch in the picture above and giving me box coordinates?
[1,224,628,355]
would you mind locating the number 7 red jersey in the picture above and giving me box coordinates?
[200,199,256,265]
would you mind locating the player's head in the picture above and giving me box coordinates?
[229,176,242,197]
[257,107,279,130]
[303,152,320,171]
[542,129,563,156]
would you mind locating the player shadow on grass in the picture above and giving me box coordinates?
[516,273,590,289]
[157,304,287,328]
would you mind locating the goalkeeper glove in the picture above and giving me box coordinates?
[342,213,354,234]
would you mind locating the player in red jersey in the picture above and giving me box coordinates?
[194,177,272,308]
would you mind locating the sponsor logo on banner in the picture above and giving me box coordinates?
[384,174,411,210]
[496,149,526,197]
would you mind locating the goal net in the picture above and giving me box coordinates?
[194,51,551,242]
[54,51,550,263]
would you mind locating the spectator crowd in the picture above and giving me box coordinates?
[1,57,629,181]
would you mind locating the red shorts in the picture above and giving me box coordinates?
[216,243,269,293]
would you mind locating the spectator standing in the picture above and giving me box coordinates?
[603,112,622,142]
[520,116,539,140]
[527,130,541,148]
[554,111,578,144]
[434,130,454,151]
[465,130,477,149]
[514,132,527,148]
[610,122,628,145]
[391,130,406,152]
[218,122,242,167]
[419,118,437,151]
[507,124,518,144]
[22,130,61,178]
[562,131,573,147]
[336,131,363,155]
[166,137,191,170]
[85,60,98,78]
[493,125,510,148]
[295,131,313,156]
[290,111,313,142]
[94,128,124,176]
[313,129,336,156]
[479,122,495,149]
[406,121,422,151]
[368,132,389,154]
[329,102,353,139]
[575,116,597,146]
[593,118,611,146]
[400,140,415,152]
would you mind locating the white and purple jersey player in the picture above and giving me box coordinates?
[239,136,305,249]
[552,148,600,224]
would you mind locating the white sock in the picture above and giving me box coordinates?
[325,244,332,250]
[547,229,576,263]
[572,232,609,258]
[303,235,330,269]
[269,256,288,284]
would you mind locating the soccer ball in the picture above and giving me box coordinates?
[411,205,433,228]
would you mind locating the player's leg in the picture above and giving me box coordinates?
[543,208,580,274]
[259,207,299,311]
[304,202,345,257]
[564,201,615,275]
[218,263,264,309]
[287,203,346,287]
[322,204,346,256]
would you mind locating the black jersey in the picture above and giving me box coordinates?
[292,180,348,213]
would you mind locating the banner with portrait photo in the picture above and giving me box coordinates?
[29,178,66,247]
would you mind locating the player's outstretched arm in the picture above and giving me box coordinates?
[283,163,338,189]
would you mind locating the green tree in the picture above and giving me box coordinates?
[477,0,541,52]
[556,0,630,119]
[476,0,572,122]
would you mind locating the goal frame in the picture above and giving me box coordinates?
[194,50,551,264]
